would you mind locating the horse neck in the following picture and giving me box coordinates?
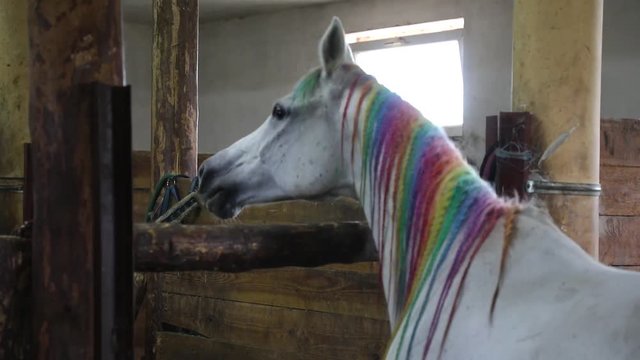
[339,76,510,327]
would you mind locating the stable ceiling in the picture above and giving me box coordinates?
[124,0,344,22]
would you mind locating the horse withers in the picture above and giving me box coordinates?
[198,17,640,360]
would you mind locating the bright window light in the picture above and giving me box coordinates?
[345,18,464,44]
[354,40,463,129]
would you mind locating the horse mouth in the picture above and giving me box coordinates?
[201,187,239,219]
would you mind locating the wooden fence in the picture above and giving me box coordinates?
[599,118,640,271]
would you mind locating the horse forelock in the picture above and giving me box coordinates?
[292,68,322,103]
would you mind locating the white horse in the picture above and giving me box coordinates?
[198,17,640,360]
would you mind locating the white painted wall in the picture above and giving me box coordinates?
[123,0,640,163]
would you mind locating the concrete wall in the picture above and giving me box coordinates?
[602,0,640,119]
[123,21,152,150]
[197,0,513,166]
[123,0,640,163]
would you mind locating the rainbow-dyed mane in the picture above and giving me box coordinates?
[198,17,640,360]
[335,66,516,357]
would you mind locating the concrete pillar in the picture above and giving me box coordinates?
[513,0,603,256]
[0,0,29,234]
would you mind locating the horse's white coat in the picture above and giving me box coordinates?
[198,17,640,359]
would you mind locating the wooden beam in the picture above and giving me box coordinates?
[600,119,640,167]
[134,222,377,272]
[27,0,129,358]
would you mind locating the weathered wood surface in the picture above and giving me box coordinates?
[157,333,287,360]
[161,293,390,359]
[598,118,639,266]
[29,84,133,359]
[28,1,127,354]
[0,0,29,234]
[0,236,31,359]
[599,166,640,216]
[133,151,210,189]
[600,118,640,167]
[599,216,640,266]
[134,222,376,272]
[151,0,199,183]
[163,265,387,320]
[148,0,199,355]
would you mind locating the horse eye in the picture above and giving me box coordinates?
[272,103,288,120]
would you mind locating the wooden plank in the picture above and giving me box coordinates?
[132,150,152,189]
[134,189,151,222]
[162,293,390,359]
[157,333,297,360]
[599,216,640,265]
[134,222,376,272]
[601,118,640,167]
[162,266,388,320]
[132,151,211,190]
[600,166,640,216]
[322,261,379,273]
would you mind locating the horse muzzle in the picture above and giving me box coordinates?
[199,186,239,219]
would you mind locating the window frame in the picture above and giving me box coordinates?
[349,28,464,137]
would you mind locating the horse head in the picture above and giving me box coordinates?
[198,18,360,218]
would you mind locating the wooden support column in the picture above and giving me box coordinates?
[147,1,198,358]
[512,0,603,256]
[0,0,29,234]
[151,0,199,182]
[28,1,132,359]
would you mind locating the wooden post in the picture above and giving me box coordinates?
[0,0,29,234]
[28,1,132,359]
[147,0,199,358]
[512,0,603,256]
[151,0,199,182]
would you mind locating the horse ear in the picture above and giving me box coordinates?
[319,17,353,76]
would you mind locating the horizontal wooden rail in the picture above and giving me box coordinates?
[134,222,377,272]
